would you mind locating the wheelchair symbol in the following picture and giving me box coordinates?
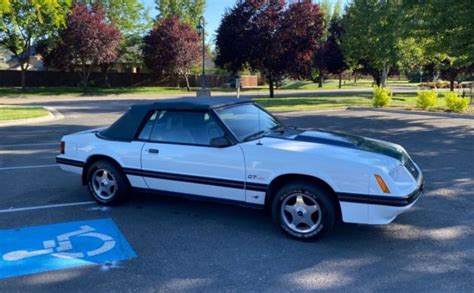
[2,225,116,261]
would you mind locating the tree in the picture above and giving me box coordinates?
[143,17,200,91]
[279,1,325,82]
[0,0,10,14]
[424,0,474,65]
[342,0,405,87]
[397,37,427,77]
[323,19,348,88]
[77,1,152,85]
[246,0,286,98]
[81,0,150,35]
[215,1,254,74]
[439,56,471,91]
[312,45,328,87]
[43,4,121,87]
[312,17,347,89]
[215,0,324,97]
[156,0,205,26]
[311,0,341,87]
[331,0,342,21]
[404,1,473,90]
[0,0,71,88]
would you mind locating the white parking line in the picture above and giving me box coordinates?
[0,129,61,134]
[0,201,96,214]
[0,164,58,171]
[0,142,58,148]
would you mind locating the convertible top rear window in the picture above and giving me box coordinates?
[99,105,149,141]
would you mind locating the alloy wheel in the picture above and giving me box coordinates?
[281,192,322,234]
[91,168,117,200]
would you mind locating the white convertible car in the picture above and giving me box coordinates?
[57,97,423,239]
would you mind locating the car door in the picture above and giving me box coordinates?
[138,109,246,202]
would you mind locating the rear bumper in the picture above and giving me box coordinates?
[56,157,85,167]
[56,157,84,175]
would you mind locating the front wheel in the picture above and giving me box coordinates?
[272,182,336,240]
[86,160,129,205]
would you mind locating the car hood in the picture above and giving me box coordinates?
[269,129,409,163]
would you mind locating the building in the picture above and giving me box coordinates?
[0,48,45,71]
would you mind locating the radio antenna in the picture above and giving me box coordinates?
[257,107,262,145]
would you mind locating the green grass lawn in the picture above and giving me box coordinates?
[0,79,418,97]
[280,79,419,91]
[0,86,272,97]
[0,106,49,120]
[255,95,373,111]
[254,93,470,112]
[0,86,191,97]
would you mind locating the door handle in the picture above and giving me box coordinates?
[147,148,159,154]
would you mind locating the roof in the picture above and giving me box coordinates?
[133,96,252,111]
[99,96,252,142]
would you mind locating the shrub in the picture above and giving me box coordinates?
[445,92,469,112]
[416,90,438,109]
[373,86,392,107]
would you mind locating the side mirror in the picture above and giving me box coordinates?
[210,136,232,148]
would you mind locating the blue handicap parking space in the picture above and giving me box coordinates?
[0,218,136,280]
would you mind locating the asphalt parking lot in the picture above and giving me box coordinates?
[0,98,473,292]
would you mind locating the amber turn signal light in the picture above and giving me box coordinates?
[375,174,390,193]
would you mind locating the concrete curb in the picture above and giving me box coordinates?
[274,106,473,119]
[0,106,64,127]
[274,107,349,116]
[347,107,474,119]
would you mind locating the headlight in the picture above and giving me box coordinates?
[404,159,420,180]
[389,164,416,183]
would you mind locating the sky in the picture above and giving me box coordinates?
[142,0,348,45]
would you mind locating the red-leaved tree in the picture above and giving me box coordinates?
[216,0,324,97]
[43,4,121,88]
[279,2,325,81]
[142,17,200,91]
[215,1,255,74]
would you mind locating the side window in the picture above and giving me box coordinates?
[138,111,159,140]
[149,111,225,146]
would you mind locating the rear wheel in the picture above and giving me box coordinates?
[86,160,129,205]
[272,181,336,240]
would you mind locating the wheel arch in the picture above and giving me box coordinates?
[81,154,124,185]
[265,173,342,221]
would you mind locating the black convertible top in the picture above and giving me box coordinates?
[140,96,251,110]
[99,96,252,141]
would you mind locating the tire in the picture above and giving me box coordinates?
[271,181,336,240]
[86,160,130,205]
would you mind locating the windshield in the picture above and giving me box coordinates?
[215,103,284,141]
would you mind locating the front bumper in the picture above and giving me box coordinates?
[338,178,424,225]
[367,183,423,224]
[338,183,423,207]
